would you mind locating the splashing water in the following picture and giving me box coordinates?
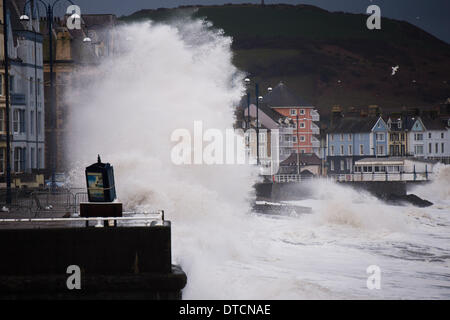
[66,19,450,299]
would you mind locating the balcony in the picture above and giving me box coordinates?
[279,127,294,135]
[311,110,320,122]
[311,123,320,135]
[279,140,294,148]
[311,137,320,148]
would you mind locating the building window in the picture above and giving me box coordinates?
[13,110,26,134]
[299,109,305,115]
[38,148,42,168]
[414,133,423,141]
[376,133,385,141]
[330,134,334,141]
[348,145,353,155]
[299,122,305,128]
[435,143,438,153]
[30,110,34,135]
[292,136,297,143]
[0,148,4,173]
[377,145,384,155]
[37,111,42,135]
[330,145,335,156]
[442,143,445,154]
[259,132,266,143]
[330,161,334,171]
[0,74,2,95]
[14,147,26,173]
[340,145,344,155]
[31,147,35,169]
[13,110,19,133]
[9,75,14,93]
[300,135,305,142]
[300,149,305,154]
[340,134,344,141]
[290,109,297,116]
[348,134,352,141]
[30,77,34,94]
[414,145,424,155]
[259,146,266,157]
[429,143,432,154]
[441,133,445,139]
[37,79,41,97]
[340,160,345,171]
[360,145,364,155]
[0,109,4,132]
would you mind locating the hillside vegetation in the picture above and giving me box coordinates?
[120,4,450,115]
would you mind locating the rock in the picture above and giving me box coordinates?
[386,193,433,207]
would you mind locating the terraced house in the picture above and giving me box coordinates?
[409,117,450,163]
[1,1,45,178]
[326,116,389,175]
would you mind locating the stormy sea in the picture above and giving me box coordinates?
[64,18,450,299]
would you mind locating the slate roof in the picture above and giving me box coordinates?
[262,82,311,108]
[280,153,322,166]
[327,117,379,134]
[421,117,449,130]
[387,116,418,132]
[240,96,293,125]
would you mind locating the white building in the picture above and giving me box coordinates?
[408,117,450,163]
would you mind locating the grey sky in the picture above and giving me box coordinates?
[68,0,450,43]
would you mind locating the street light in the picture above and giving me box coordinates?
[21,0,77,190]
[256,89,262,165]
[244,78,250,129]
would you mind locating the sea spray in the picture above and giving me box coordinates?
[65,18,450,299]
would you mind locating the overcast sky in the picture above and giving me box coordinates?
[68,0,450,43]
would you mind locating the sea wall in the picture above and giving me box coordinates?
[0,221,187,299]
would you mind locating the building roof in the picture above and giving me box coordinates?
[280,153,322,166]
[387,116,418,132]
[421,117,449,130]
[262,82,311,108]
[327,117,379,134]
[241,96,294,125]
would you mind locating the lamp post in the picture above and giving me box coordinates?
[3,0,12,204]
[20,0,76,190]
[244,78,250,130]
[255,84,262,165]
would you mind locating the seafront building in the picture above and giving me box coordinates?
[325,116,389,175]
[262,82,321,158]
[1,1,45,179]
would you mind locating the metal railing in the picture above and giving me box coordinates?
[330,172,433,182]
[273,174,314,183]
[0,211,165,228]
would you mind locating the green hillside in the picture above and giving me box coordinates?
[120,4,450,115]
